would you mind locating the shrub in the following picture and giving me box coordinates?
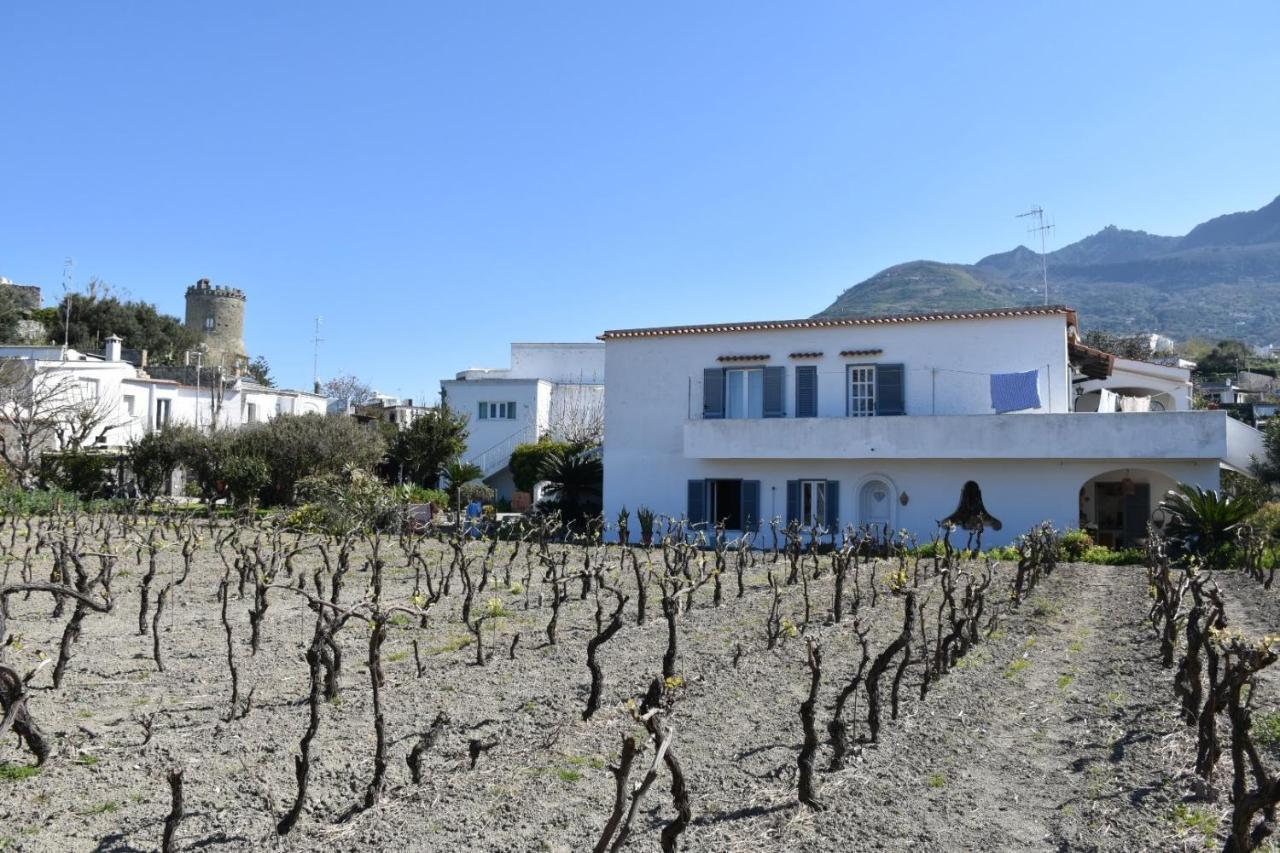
[1061,528,1093,562]
[235,413,387,506]
[38,451,116,498]
[1079,545,1145,566]
[1249,502,1280,542]
[295,467,404,534]
[510,439,576,494]
[453,481,496,509]
[126,427,193,500]
[401,486,450,508]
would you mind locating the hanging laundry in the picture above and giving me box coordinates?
[1096,388,1118,413]
[990,369,1041,413]
[1119,395,1151,412]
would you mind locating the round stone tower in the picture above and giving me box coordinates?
[184,278,248,372]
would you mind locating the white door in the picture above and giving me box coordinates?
[859,480,892,532]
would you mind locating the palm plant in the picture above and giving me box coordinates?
[538,448,603,523]
[1159,483,1259,571]
[442,460,483,489]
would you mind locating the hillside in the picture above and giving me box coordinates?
[817,195,1280,343]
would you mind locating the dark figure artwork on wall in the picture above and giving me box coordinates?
[941,480,1003,552]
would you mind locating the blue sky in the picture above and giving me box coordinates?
[3,3,1278,399]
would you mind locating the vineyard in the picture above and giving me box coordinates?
[1,509,1278,851]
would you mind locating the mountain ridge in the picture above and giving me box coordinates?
[817,194,1280,344]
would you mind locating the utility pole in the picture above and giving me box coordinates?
[1017,206,1055,305]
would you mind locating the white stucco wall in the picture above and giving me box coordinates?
[601,312,1247,546]
[606,455,1217,547]
[508,343,605,383]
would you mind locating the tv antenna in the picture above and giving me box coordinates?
[1017,206,1054,305]
[311,316,324,391]
[60,257,76,356]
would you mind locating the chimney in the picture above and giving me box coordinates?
[104,335,123,362]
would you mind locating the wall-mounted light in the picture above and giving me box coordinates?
[899,491,909,506]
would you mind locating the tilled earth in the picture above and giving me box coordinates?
[1,533,1274,852]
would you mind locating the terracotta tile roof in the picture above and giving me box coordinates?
[789,352,824,358]
[839,349,884,357]
[599,305,1077,340]
[716,354,771,362]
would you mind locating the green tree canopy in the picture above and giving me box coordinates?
[235,412,387,505]
[1194,339,1255,377]
[386,405,469,488]
[45,288,201,365]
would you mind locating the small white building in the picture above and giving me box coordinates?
[0,337,327,454]
[600,306,1264,548]
[441,343,604,501]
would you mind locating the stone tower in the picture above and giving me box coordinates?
[184,278,248,372]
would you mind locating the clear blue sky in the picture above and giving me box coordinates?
[3,3,1278,399]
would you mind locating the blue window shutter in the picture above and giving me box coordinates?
[702,368,724,419]
[786,480,800,525]
[795,366,817,417]
[507,401,517,419]
[825,480,840,530]
[687,479,706,525]
[478,401,487,420]
[741,480,761,533]
[763,366,785,418]
[875,364,905,416]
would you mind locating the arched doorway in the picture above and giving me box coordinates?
[1079,468,1179,548]
[859,477,894,532]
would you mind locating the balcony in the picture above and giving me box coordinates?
[684,411,1263,471]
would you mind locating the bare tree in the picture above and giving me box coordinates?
[546,382,604,446]
[320,374,377,413]
[0,359,129,486]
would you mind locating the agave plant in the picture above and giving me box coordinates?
[1159,483,1259,571]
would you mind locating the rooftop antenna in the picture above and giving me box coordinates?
[60,257,75,357]
[311,316,324,391]
[1016,206,1055,305]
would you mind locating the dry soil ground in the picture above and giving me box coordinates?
[1,531,1276,852]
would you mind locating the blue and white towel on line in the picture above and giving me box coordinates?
[990,369,1041,413]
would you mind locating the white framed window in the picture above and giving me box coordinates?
[79,378,100,400]
[799,480,826,527]
[725,368,764,419]
[246,402,258,423]
[155,398,172,429]
[204,316,216,331]
[124,395,136,417]
[848,365,876,417]
[478,401,518,420]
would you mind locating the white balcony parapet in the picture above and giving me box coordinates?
[684,411,1264,472]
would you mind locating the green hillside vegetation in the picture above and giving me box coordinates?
[818,194,1280,345]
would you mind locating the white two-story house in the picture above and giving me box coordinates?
[441,342,604,503]
[601,306,1264,548]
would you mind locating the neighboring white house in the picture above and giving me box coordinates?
[600,306,1265,548]
[0,336,326,454]
[441,342,604,502]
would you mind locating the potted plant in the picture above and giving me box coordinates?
[637,505,656,547]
